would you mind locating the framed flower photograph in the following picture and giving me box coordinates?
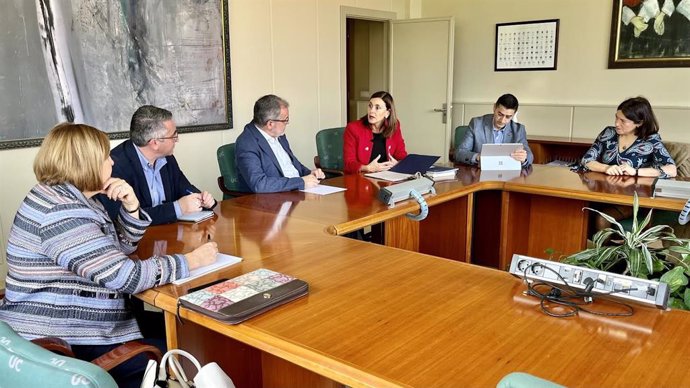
[608,0,690,68]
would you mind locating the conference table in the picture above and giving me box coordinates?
[136,165,690,387]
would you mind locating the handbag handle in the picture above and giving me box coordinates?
[158,349,203,388]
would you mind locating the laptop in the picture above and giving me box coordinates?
[480,143,522,171]
[365,154,440,181]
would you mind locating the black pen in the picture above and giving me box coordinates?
[207,233,212,242]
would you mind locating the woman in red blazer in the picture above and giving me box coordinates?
[343,91,408,174]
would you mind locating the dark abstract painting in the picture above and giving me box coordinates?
[0,0,231,149]
[609,0,690,68]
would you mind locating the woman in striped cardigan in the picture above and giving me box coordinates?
[0,123,218,388]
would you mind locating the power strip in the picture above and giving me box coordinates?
[508,254,669,309]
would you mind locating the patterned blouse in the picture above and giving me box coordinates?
[581,127,675,176]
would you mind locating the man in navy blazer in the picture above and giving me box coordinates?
[235,95,325,193]
[455,94,533,167]
[99,105,216,225]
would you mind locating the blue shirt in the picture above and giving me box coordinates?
[134,147,183,217]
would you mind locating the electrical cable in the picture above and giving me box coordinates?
[522,263,634,318]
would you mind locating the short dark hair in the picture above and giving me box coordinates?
[253,95,289,126]
[359,91,399,138]
[495,94,519,111]
[618,96,658,139]
[130,105,173,146]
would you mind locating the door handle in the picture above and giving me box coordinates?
[433,103,450,124]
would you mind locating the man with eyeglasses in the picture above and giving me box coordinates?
[236,94,325,193]
[99,105,216,225]
[454,93,533,168]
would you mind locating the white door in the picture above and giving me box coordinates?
[390,18,454,162]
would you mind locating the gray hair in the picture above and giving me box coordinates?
[130,105,173,146]
[252,95,289,126]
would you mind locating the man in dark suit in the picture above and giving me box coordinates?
[235,95,324,193]
[99,105,216,225]
[454,93,533,167]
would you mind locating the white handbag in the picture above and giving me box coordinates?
[140,349,235,388]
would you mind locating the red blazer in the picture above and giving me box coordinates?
[343,119,408,174]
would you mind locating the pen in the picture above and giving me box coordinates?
[186,189,197,195]
[207,233,211,242]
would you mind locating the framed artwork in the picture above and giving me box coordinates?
[609,0,690,68]
[0,0,232,150]
[495,19,559,71]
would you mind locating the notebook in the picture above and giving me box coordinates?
[177,210,215,223]
[480,143,522,171]
[172,253,243,285]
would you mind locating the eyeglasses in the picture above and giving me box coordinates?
[155,132,179,142]
[271,117,290,124]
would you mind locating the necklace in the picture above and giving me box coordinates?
[619,136,636,152]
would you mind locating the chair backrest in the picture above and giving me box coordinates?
[315,127,345,170]
[217,143,243,199]
[496,372,563,388]
[0,321,118,388]
[454,125,470,149]
[664,141,690,178]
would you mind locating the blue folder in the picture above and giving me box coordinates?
[390,154,440,174]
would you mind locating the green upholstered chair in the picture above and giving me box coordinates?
[496,372,564,388]
[0,320,162,388]
[217,143,249,200]
[314,127,346,177]
[450,125,470,162]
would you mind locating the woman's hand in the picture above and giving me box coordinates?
[185,241,218,270]
[102,178,139,212]
[604,164,631,176]
[363,155,394,172]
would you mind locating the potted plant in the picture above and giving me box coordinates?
[563,192,690,310]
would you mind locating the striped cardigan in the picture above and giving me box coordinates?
[0,183,189,345]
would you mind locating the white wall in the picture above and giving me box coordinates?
[0,0,411,288]
[423,0,690,140]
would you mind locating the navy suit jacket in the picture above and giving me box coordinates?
[235,123,311,193]
[454,114,534,167]
[98,140,200,225]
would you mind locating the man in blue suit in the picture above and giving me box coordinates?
[236,95,324,193]
[99,105,216,225]
[455,93,533,167]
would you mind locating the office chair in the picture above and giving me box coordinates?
[0,320,162,388]
[314,127,346,178]
[617,141,690,235]
[217,143,249,200]
[450,125,470,162]
[496,372,564,388]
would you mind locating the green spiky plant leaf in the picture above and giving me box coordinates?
[563,192,690,309]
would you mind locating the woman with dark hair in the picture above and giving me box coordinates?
[343,91,408,174]
[581,96,676,178]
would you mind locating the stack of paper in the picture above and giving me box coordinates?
[425,165,458,180]
[654,179,690,199]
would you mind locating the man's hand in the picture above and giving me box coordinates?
[179,193,203,214]
[200,191,215,208]
[302,174,320,188]
[311,168,326,180]
[510,149,528,163]
[102,178,140,212]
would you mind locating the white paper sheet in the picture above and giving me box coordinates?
[300,185,347,195]
[172,253,242,285]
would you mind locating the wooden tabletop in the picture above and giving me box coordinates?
[226,165,686,235]
[136,166,690,387]
[142,234,690,387]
